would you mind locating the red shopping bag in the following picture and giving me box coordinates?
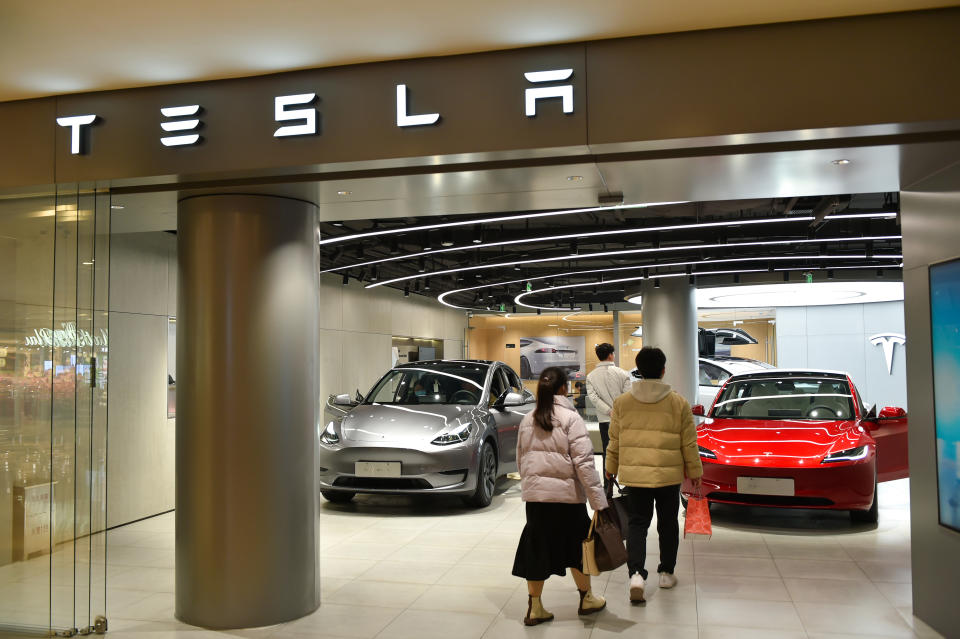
[684,490,712,539]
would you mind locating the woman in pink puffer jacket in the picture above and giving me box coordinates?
[511,367,609,626]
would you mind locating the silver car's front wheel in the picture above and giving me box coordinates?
[465,442,497,508]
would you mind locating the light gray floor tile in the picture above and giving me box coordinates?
[279,602,400,638]
[694,556,780,578]
[358,560,452,585]
[784,576,889,605]
[796,601,915,637]
[774,557,868,581]
[696,575,791,601]
[323,579,428,608]
[377,608,497,639]
[409,584,515,615]
[856,559,912,583]
[699,626,806,639]
[697,597,804,631]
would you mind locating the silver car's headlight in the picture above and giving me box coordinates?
[821,445,868,464]
[432,423,470,446]
[321,421,340,445]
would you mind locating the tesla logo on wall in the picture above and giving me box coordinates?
[869,333,906,375]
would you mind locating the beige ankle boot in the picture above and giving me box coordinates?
[577,589,607,615]
[524,595,554,626]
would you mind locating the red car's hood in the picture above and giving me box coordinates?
[697,417,866,467]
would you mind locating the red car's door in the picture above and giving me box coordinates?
[869,406,909,482]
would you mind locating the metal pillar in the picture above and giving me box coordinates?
[175,194,320,628]
[640,278,698,405]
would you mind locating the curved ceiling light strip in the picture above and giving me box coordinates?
[516,263,904,310]
[321,211,897,273]
[368,234,902,290]
[435,253,901,311]
[318,201,689,246]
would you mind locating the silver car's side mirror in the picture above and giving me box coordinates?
[499,392,526,408]
[333,393,355,406]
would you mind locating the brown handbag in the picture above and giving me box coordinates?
[583,509,628,575]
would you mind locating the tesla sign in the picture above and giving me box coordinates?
[869,333,905,375]
[55,69,575,154]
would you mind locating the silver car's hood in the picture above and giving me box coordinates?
[341,403,479,443]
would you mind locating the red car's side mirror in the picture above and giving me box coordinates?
[691,405,706,416]
[879,406,907,419]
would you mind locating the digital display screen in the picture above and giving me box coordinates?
[931,257,960,533]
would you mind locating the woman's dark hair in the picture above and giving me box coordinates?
[635,347,666,379]
[533,367,567,432]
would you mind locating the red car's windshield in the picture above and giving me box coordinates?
[713,377,855,420]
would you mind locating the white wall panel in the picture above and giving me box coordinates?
[772,306,806,336]
[107,231,176,527]
[106,312,174,527]
[317,274,468,403]
[805,304,864,336]
[109,232,171,317]
[775,302,907,409]
[341,281,392,335]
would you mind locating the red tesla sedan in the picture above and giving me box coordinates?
[681,370,908,523]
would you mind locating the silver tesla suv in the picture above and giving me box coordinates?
[319,360,535,507]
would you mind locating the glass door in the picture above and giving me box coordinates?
[0,184,109,635]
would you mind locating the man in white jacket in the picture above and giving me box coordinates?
[586,343,633,483]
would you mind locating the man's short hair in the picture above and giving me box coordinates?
[595,343,615,361]
[635,347,666,379]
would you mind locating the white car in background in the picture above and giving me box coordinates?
[519,338,581,380]
[696,356,775,408]
[631,356,774,408]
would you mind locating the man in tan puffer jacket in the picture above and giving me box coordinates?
[605,347,703,604]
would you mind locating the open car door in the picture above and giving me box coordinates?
[867,406,910,482]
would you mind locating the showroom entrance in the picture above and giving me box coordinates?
[1,7,959,636]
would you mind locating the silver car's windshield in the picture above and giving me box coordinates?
[365,365,487,406]
[713,377,855,420]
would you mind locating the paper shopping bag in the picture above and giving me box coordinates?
[684,494,712,539]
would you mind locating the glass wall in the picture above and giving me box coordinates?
[0,186,109,635]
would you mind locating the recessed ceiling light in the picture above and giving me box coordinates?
[336,190,352,196]
[831,159,851,165]
[110,204,124,210]
[566,175,583,181]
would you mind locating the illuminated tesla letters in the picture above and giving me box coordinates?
[274,93,318,137]
[524,69,574,117]
[396,84,440,127]
[56,114,97,154]
[160,105,202,147]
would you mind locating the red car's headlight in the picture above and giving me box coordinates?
[821,445,868,464]
[698,445,717,460]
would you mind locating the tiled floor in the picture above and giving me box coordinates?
[6,472,945,638]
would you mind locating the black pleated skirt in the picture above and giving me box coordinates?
[512,501,592,581]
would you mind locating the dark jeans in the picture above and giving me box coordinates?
[625,484,681,579]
